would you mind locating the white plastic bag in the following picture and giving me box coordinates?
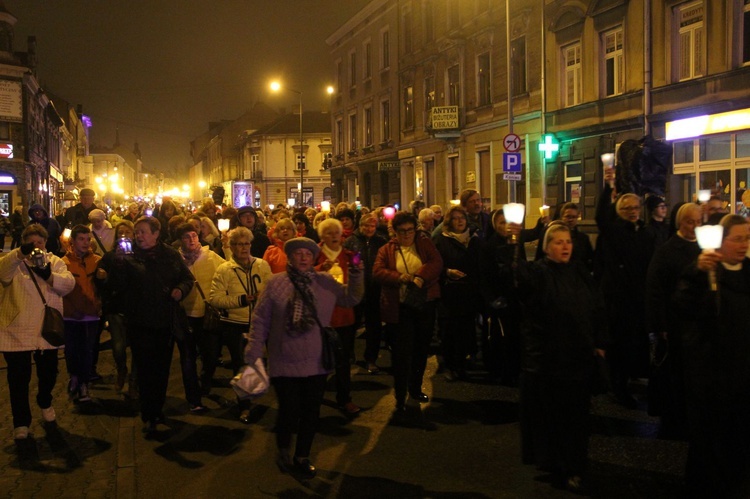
[230,358,270,400]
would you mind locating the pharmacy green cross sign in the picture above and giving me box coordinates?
[538,134,559,160]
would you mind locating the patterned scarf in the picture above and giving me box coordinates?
[180,246,202,267]
[286,263,317,335]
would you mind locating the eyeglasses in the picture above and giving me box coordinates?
[396,228,415,235]
[726,236,750,244]
[230,242,251,247]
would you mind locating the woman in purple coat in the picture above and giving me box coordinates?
[244,237,363,479]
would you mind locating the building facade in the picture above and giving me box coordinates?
[330,0,750,225]
[239,110,333,209]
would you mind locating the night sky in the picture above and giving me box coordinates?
[6,0,370,176]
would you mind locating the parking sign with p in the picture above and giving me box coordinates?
[502,153,522,172]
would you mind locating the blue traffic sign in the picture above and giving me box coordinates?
[502,152,522,172]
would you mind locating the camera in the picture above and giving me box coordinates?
[30,248,47,268]
[117,237,134,254]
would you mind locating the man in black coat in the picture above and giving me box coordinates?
[64,188,97,228]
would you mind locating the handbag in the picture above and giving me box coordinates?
[397,247,428,309]
[25,263,66,347]
[194,280,222,332]
[230,357,270,400]
[290,278,344,371]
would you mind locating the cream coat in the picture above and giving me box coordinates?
[181,245,226,318]
[0,248,76,351]
[209,257,272,324]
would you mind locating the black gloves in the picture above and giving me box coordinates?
[20,242,34,255]
[31,264,52,281]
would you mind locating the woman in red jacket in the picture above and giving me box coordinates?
[315,218,361,415]
[373,211,443,413]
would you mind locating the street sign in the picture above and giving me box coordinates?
[503,133,521,152]
[502,152,522,172]
[503,173,522,181]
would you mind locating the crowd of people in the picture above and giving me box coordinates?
[0,176,748,496]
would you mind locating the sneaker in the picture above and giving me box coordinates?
[189,405,208,413]
[78,384,92,402]
[366,363,381,374]
[340,402,361,415]
[41,406,56,422]
[13,426,29,440]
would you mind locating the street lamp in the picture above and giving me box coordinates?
[270,81,305,207]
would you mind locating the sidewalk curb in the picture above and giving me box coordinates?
[116,406,136,498]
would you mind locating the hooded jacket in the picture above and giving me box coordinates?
[28,204,62,255]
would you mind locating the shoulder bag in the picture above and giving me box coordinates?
[397,246,427,310]
[25,263,65,347]
[194,280,222,332]
[290,277,343,371]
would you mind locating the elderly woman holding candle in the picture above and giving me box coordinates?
[595,181,655,408]
[505,220,608,495]
[674,214,750,498]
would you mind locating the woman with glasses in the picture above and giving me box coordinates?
[675,214,750,497]
[208,227,272,423]
[595,175,655,408]
[374,211,443,414]
[432,205,481,381]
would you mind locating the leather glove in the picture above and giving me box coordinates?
[20,242,35,255]
[31,264,52,281]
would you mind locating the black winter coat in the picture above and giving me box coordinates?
[432,232,481,317]
[516,258,608,379]
[107,243,194,329]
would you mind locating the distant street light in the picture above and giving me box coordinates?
[270,80,305,207]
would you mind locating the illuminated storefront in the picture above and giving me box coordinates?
[667,108,750,216]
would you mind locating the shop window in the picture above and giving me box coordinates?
[673,140,694,164]
[699,135,731,161]
[699,169,731,208]
[736,168,750,216]
[736,131,750,158]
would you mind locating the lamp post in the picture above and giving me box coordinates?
[270,81,304,207]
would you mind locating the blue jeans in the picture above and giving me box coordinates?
[64,319,100,383]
